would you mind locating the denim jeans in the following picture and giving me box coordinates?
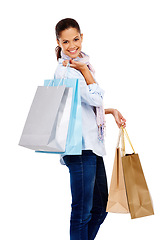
[63,150,108,240]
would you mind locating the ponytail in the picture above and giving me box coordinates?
[55,46,62,60]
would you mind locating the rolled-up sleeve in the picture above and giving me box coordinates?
[79,80,104,107]
[55,63,104,107]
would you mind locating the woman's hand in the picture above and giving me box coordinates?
[62,59,95,85]
[105,108,126,128]
[62,59,86,72]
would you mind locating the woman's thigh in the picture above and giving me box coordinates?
[63,150,97,221]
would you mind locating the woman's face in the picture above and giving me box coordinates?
[57,27,83,59]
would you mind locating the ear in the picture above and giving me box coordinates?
[81,33,83,42]
[57,39,61,47]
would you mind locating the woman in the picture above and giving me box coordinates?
[54,18,126,240]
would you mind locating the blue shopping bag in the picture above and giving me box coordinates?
[36,77,82,155]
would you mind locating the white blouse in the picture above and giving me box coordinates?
[55,59,106,159]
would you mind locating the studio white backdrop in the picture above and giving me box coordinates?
[0,0,166,239]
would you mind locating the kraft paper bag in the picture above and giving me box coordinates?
[121,127,154,219]
[122,153,154,219]
[19,85,73,152]
[106,127,154,219]
[106,146,129,213]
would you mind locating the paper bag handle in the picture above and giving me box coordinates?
[116,127,122,148]
[121,127,126,156]
[47,62,70,87]
[121,125,135,154]
[116,127,126,156]
[116,125,135,156]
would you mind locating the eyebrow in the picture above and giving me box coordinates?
[62,35,80,42]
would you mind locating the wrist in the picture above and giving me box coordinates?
[80,64,88,73]
[80,64,95,85]
[105,108,116,115]
[112,108,117,116]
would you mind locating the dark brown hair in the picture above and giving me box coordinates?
[55,18,81,60]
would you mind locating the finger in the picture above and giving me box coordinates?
[121,119,126,124]
[70,59,76,65]
[120,115,126,121]
[63,62,67,67]
[121,122,126,128]
[62,60,69,66]
[69,63,75,68]
[122,117,126,122]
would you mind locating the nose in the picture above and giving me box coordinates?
[68,41,75,49]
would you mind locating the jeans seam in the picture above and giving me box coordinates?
[89,178,107,240]
[96,179,105,222]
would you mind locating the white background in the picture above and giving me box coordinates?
[0,0,166,239]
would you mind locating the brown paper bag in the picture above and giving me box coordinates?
[121,127,154,219]
[106,128,129,213]
[106,127,154,219]
[122,153,154,219]
[106,147,129,213]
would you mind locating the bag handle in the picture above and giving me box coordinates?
[121,125,135,154]
[47,62,70,88]
[116,127,126,156]
[116,127,122,148]
[116,125,135,156]
[121,127,126,156]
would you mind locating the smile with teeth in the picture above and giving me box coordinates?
[68,48,79,54]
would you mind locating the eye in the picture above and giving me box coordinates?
[63,40,68,44]
[74,38,79,41]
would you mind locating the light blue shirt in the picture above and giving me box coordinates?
[55,59,106,159]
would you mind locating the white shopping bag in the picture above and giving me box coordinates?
[19,85,73,152]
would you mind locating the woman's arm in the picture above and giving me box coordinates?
[80,65,95,85]
[105,108,115,115]
[105,108,126,128]
[62,59,104,107]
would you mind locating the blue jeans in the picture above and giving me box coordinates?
[63,150,108,240]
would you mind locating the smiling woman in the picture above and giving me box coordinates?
[55,18,82,60]
[54,18,126,240]
[55,19,96,85]
[57,28,83,58]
